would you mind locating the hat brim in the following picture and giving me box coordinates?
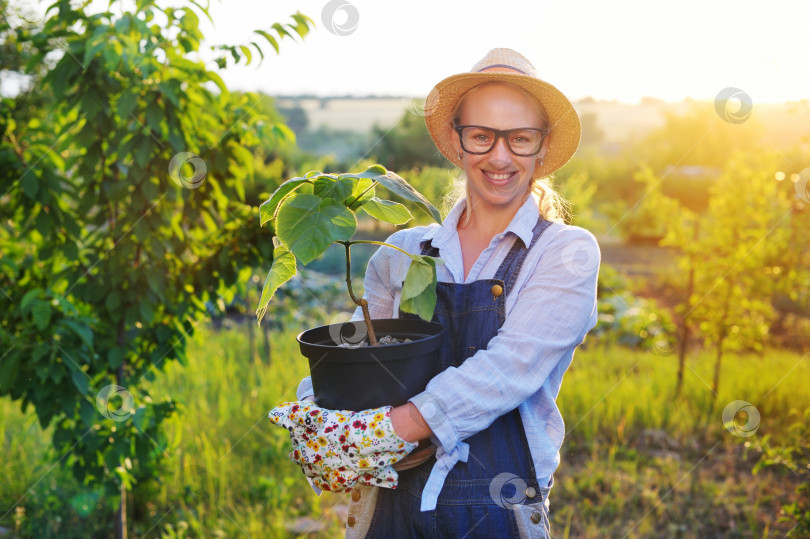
[424,71,581,178]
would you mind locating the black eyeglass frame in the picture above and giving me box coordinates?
[453,124,551,157]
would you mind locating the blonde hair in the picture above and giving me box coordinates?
[448,82,572,225]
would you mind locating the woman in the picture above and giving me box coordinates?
[270,48,600,538]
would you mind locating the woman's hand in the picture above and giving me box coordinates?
[269,401,418,492]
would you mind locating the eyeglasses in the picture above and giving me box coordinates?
[454,124,550,157]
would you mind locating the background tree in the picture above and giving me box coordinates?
[659,153,793,395]
[370,109,448,171]
[0,2,311,537]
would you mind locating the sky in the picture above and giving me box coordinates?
[195,0,810,104]
[9,0,810,104]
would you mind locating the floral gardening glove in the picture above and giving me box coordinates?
[268,401,417,492]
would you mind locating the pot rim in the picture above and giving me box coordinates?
[296,318,444,351]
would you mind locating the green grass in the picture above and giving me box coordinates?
[1,324,807,537]
[554,343,808,538]
[560,344,809,446]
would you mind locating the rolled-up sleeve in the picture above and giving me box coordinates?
[410,227,600,453]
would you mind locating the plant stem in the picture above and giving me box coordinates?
[341,241,378,346]
[347,240,413,257]
[346,180,378,209]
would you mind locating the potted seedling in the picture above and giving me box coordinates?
[255,165,445,412]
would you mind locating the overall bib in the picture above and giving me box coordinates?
[365,216,554,538]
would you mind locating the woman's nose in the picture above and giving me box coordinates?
[489,136,512,163]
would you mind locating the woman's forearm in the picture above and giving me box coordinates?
[390,402,433,442]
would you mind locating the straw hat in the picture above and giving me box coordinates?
[424,48,581,178]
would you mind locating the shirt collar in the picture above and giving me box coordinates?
[420,194,540,249]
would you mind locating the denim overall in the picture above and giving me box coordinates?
[365,217,554,538]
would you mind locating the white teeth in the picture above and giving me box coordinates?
[487,172,512,180]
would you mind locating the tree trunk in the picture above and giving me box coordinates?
[712,281,733,397]
[676,323,688,396]
[116,481,127,539]
[676,264,695,396]
[676,219,699,396]
[712,339,723,396]
[116,324,128,539]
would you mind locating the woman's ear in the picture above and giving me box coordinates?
[451,128,463,160]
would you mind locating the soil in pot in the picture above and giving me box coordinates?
[297,318,444,412]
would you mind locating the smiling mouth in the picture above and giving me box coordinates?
[483,170,516,182]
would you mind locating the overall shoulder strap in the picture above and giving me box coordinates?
[493,217,554,298]
[419,240,440,257]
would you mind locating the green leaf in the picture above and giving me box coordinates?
[254,29,279,54]
[118,90,138,118]
[360,197,413,225]
[271,22,293,40]
[290,13,313,37]
[347,177,376,210]
[239,45,252,64]
[250,41,265,62]
[162,83,181,107]
[20,171,39,199]
[140,179,160,200]
[62,319,94,351]
[20,289,42,312]
[31,300,52,331]
[146,101,163,132]
[276,194,356,265]
[82,39,105,68]
[373,169,442,224]
[255,244,297,325]
[146,272,163,295]
[400,256,439,321]
[34,211,51,236]
[259,176,310,226]
[106,291,121,312]
[79,400,96,427]
[71,369,89,395]
[271,123,295,143]
[108,347,124,369]
[313,175,354,203]
[0,352,21,393]
[139,300,155,324]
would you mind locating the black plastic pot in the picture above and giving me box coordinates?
[297,318,444,411]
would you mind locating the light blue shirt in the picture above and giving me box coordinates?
[298,193,600,511]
